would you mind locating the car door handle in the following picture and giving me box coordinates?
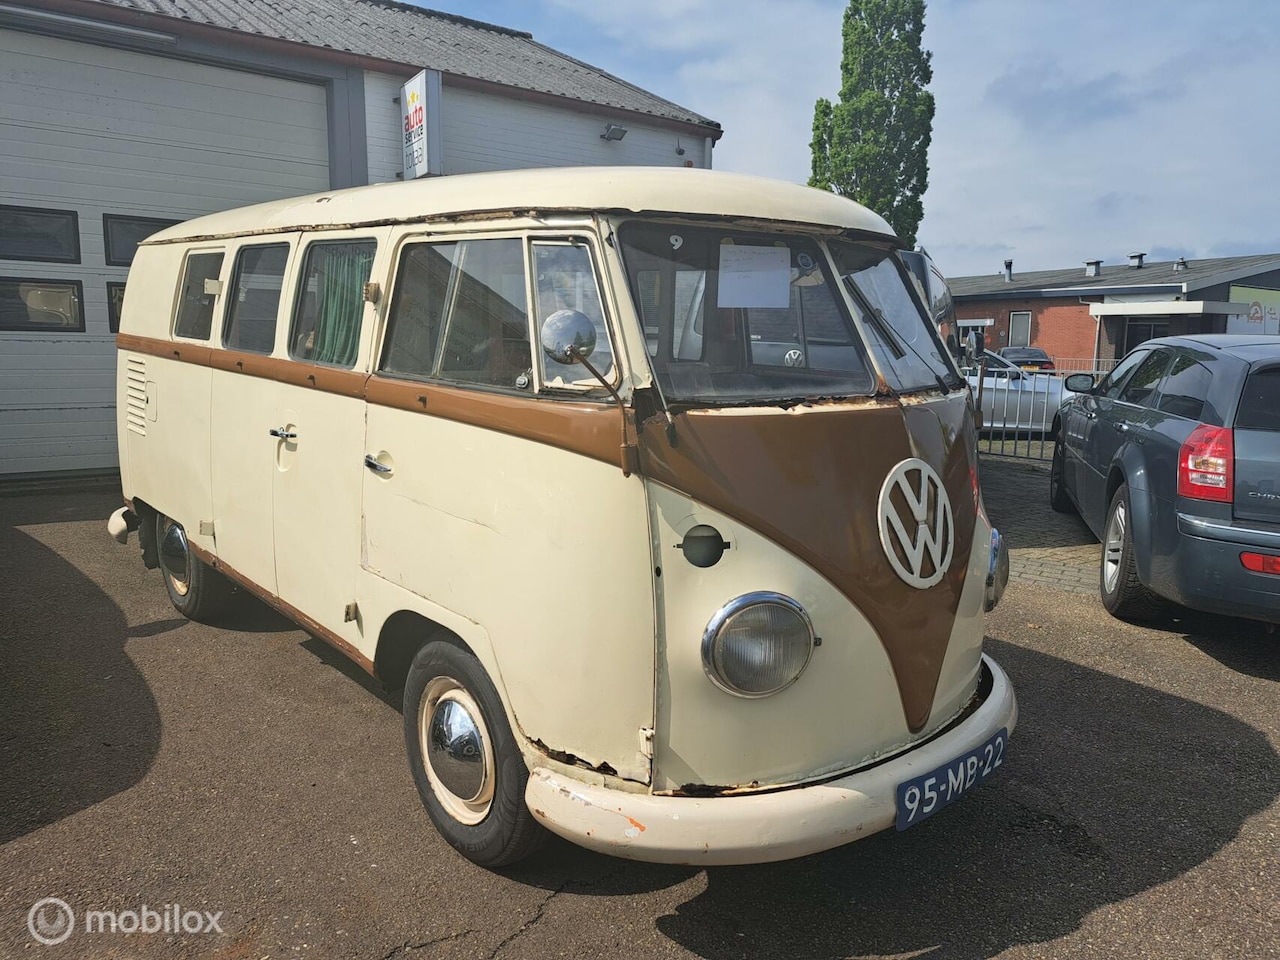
[1116,422,1129,432]
[269,426,297,440]
[364,454,392,474]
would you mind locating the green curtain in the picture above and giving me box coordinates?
[312,244,374,366]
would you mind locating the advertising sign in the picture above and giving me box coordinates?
[1228,285,1280,336]
[402,70,429,180]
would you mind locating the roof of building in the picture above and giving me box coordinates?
[144,166,895,243]
[83,0,718,130]
[949,253,1280,300]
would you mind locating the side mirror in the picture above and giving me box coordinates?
[540,309,596,364]
[1064,373,1096,393]
[962,331,978,365]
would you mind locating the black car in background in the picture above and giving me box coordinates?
[998,346,1056,371]
[1050,336,1280,624]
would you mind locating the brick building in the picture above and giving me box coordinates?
[949,253,1280,370]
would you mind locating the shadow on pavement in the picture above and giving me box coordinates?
[0,523,160,844]
[508,638,1279,959]
[1175,611,1280,682]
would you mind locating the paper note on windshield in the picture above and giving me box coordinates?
[717,244,791,309]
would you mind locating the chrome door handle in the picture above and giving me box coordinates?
[1116,422,1129,433]
[364,454,392,474]
[269,426,297,440]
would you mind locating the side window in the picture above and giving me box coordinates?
[289,240,376,367]
[380,237,530,390]
[173,251,224,341]
[225,243,289,355]
[531,241,614,388]
[1117,349,1172,407]
[1099,349,1149,399]
[1156,353,1214,421]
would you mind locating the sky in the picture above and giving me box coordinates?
[411,1,1280,279]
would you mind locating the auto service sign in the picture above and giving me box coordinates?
[402,70,428,180]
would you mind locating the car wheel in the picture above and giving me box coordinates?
[1099,484,1164,621]
[403,639,546,868]
[155,513,233,621]
[1049,435,1075,514]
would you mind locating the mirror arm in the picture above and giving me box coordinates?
[568,346,640,477]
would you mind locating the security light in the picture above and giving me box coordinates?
[600,123,628,141]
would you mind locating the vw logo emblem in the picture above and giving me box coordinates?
[878,458,954,589]
[783,349,804,367]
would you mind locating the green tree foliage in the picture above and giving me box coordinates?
[810,0,935,246]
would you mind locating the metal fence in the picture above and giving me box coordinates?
[972,361,1117,462]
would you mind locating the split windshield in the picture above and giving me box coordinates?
[617,220,957,404]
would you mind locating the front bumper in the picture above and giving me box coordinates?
[525,654,1017,865]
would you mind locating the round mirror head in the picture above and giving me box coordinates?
[541,309,596,364]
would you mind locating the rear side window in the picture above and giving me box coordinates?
[225,244,289,354]
[1117,349,1172,407]
[289,240,376,367]
[173,252,224,341]
[380,238,531,390]
[1156,353,1214,421]
[1235,367,1280,431]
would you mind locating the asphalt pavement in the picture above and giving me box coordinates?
[1,482,1277,959]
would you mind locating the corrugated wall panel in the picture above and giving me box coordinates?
[0,28,329,475]
[366,71,407,185]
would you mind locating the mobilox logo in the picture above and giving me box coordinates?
[27,897,223,945]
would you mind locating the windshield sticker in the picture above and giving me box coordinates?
[717,244,790,309]
[669,234,684,250]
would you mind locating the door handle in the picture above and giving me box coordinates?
[269,426,297,440]
[1116,422,1129,433]
[364,454,392,474]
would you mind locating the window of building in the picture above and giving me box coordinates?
[380,238,532,390]
[173,252,225,341]
[1124,320,1168,353]
[1008,311,1031,347]
[0,205,80,264]
[224,244,289,354]
[103,214,181,267]
[289,240,376,367]
[107,282,127,334]
[0,278,85,332]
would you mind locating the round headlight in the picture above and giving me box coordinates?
[701,593,814,698]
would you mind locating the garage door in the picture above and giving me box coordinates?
[0,28,330,475]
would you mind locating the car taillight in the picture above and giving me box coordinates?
[1177,424,1233,502]
[1241,552,1280,575]
[1044,361,1055,370]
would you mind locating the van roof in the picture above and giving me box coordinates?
[143,167,897,245]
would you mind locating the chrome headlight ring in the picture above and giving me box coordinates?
[701,592,815,699]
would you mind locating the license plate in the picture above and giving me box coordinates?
[895,728,1007,831]
[1020,365,1038,371]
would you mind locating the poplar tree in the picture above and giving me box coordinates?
[809,0,935,246]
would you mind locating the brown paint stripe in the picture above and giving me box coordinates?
[116,333,625,466]
[639,394,978,733]
[189,543,375,676]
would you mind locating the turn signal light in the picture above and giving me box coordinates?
[1177,425,1233,502]
[1241,552,1280,575]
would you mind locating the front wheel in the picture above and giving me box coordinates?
[1099,484,1164,621]
[1049,436,1075,514]
[403,639,546,867]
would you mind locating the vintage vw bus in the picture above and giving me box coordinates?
[108,167,1014,867]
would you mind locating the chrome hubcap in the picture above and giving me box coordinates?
[1103,500,1126,593]
[158,518,190,597]
[419,677,494,825]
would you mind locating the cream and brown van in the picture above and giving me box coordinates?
[108,167,1015,867]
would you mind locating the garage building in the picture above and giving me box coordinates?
[0,0,721,476]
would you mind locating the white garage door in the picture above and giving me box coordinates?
[0,28,330,475]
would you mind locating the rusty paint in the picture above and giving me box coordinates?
[625,816,646,833]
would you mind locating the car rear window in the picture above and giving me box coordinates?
[1235,366,1280,431]
[1156,353,1213,421]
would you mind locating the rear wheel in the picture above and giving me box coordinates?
[1049,434,1074,513]
[155,514,233,621]
[1099,484,1164,621]
[403,639,546,867]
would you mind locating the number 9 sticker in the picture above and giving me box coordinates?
[669,235,683,250]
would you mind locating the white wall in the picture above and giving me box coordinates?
[364,70,709,183]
